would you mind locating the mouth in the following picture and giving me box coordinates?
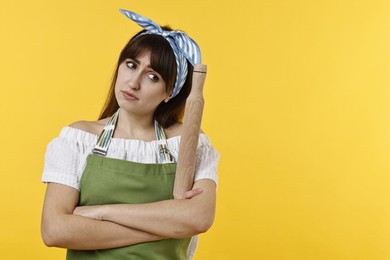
[121,90,139,100]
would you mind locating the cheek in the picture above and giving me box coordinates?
[156,85,168,100]
[149,91,165,105]
[114,81,120,97]
[114,78,123,102]
[114,69,125,91]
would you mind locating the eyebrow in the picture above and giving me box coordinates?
[131,57,152,69]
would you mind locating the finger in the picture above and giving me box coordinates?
[73,207,80,214]
[183,188,203,199]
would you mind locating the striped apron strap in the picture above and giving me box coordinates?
[92,109,120,156]
[154,120,175,164]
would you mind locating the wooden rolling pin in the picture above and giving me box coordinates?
[173,64,207,199]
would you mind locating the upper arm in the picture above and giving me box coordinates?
[189,179,217,231]
[41,183,79,241]
[190,135,219,230]
[192,179,216,202]
[42,183,79,215]
[194,136,220,185]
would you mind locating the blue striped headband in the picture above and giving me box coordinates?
[120,9,202,98]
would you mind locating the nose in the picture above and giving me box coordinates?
[128,73,141,90]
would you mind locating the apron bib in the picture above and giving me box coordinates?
[67,110,191,259]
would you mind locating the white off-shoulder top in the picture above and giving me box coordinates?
[42,126,219,190]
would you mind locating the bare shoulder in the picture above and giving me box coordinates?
[68,118,110,136]
[164,122,205,138]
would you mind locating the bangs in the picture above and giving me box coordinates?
[119,33,177,93]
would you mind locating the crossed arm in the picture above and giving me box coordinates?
[41,179,216,250]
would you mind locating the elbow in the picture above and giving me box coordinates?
[172,213,214,238]
[42,235,56,248]
[41,224,58,247]
[41,220,65,248]
[41,228,56,247]
[185,208,214,235]
[193,216,214,234]
[187,203,216,235]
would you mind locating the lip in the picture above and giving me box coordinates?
[121,90,139,101]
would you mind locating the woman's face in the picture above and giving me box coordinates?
[115,50,169,117]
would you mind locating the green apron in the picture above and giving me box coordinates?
[67,110,191,259]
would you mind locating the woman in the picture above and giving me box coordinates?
[41,9,219,260]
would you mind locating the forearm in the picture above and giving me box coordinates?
[99,180,216,238]
[101,200,206,238]
[41,183,164,250]
[42,212,164,250]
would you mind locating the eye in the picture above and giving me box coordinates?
[126,61,137,69]
[147,73,160,82]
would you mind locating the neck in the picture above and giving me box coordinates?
[115,109,155,140]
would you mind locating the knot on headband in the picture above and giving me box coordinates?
[120,9,202,98]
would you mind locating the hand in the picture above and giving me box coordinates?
[178,187,203,200]
[73,205,104,220]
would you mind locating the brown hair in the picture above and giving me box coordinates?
[99,27,193,128]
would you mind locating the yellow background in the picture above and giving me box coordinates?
[1,0,389,259]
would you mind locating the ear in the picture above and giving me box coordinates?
[164,93,173,103]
